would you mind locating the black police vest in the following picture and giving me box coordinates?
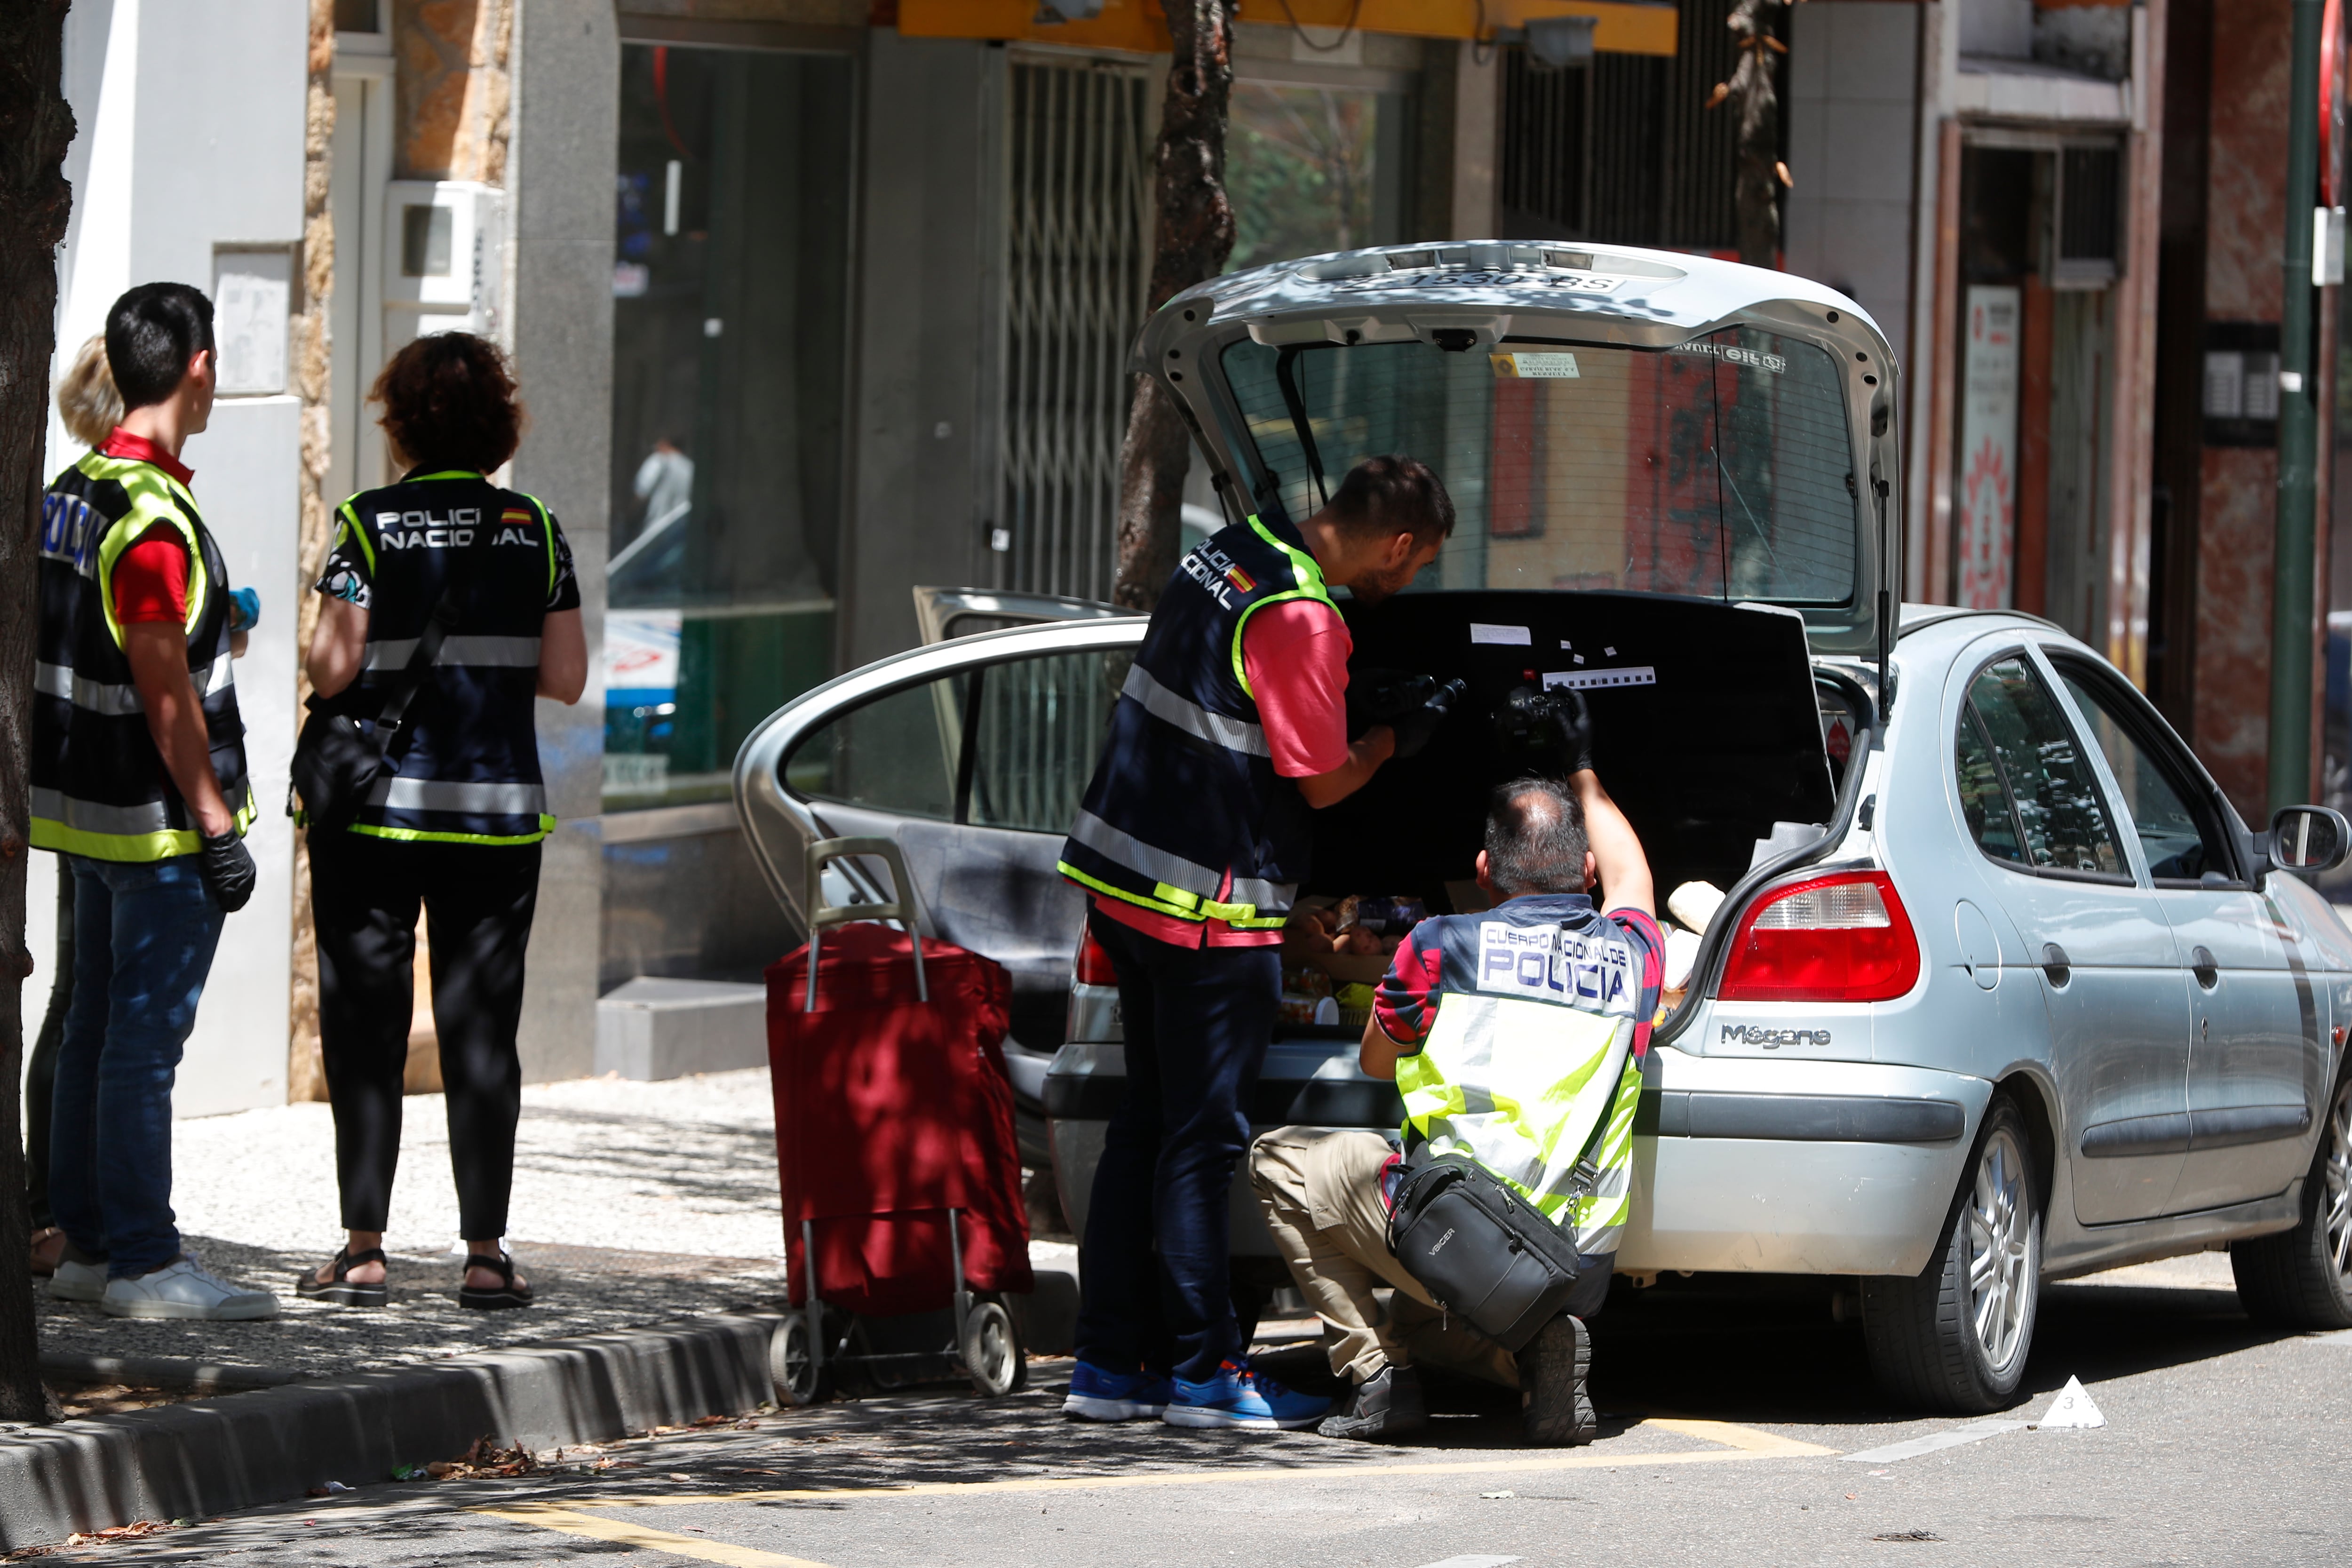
[1057,508,1335,929]
[32,451,253,861]
[333,470,562,844]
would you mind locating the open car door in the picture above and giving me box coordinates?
[911,585,1126,645]
[735,618,1147,1056]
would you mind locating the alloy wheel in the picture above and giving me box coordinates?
[1966,1125,2033,1376]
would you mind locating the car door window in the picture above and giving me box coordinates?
[965,650,1130,832]
[786,676,965,821]
[1956,706,2027,864]
[1962,656,2129,880]
[784,648,1130,832]
[2053,665,2233,884]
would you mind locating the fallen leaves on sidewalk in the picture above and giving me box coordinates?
[424,1436,540,1480]
[5,1519,183,1558]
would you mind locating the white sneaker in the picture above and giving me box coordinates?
[101,1255,279,1321]
[48,1258,106,1303]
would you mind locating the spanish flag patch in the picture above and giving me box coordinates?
[501,508,534,524]
[1224,565,1257,594]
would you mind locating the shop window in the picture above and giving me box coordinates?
[605,44,854,809]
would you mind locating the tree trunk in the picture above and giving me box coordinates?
[1721,0,1786,271]
[1111,0,1238,612]
[0,0,77,1425]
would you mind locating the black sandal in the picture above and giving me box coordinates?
[458,1251,533,1311]
[295,1247,388,1307]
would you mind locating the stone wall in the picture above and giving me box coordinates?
[2191,0,2289,819]
[395,0,514,184]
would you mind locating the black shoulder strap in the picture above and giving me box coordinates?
[366,517,493,747]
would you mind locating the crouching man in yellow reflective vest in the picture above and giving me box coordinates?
[1248,772,1661,1444]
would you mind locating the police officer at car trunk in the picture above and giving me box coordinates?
[1056,456,1462,1431]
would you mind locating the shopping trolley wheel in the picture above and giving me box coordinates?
[771,1311,832,1407]
[961,1296,1025,1399]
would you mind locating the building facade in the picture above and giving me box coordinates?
[33,0,2344,1118]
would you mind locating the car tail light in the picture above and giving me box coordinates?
[1717,871,1920,1003]
[1075,928,1119,987]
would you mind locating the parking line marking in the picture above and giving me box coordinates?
[520,1418,1836,1516]
[478,1502,839,1567]
[2309,1328,2352,1345]
[1416,1557,1524,1568]
[1840,1419,2027,1464]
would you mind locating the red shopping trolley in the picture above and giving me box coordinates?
[763,836,1033,1403]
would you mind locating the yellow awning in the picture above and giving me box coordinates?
[897,0,1678,59]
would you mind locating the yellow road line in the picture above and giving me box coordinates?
[477,1502,839,1568]
[520,1418,1838,1514]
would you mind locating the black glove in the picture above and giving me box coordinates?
[1494,685,1596,777]
[1346,667,1443,735]
[1388,677,1466,760]
[198,828,256,914]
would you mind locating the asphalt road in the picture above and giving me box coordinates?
[59,1256,2352,1568]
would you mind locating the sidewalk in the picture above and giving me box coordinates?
[38,1068,791,1375]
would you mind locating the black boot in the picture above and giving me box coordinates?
[1318,1363,1427,1441]
[1518,1313,1595,1446]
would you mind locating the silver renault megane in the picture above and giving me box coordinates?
[736,241,2352,1413]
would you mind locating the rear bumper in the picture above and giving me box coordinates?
[1044,1041,1989,1276]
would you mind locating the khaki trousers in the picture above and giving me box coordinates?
[1248,1126,1519,1389]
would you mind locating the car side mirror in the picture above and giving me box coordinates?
[2265,805,2352,875]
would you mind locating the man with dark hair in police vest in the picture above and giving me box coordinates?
[1057,455,1459,1430]
[33,281,276,1322]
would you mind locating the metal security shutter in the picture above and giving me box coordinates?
[1000,57,1153,602]
[1498,0,1756,253]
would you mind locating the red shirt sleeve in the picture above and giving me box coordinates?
[1241,598,1352,777]
[112,528,190,626]
[1606,907,1669,1057]
[1372,919,1445,1049]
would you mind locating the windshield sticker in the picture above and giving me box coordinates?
[1543,667,1657,691]
[1492,351,1581,379]
[1330,269,1629,295]
[1470,623,1532,645]
[1670,341,1787,374]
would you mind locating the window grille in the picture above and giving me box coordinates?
[1000,58,1153,602]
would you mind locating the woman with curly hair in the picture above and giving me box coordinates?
[297,332,587,1309]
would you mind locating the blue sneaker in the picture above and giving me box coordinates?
[1162,1360,1331,1431]
[1062,1360,1173,1421]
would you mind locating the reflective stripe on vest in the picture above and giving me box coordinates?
[30,453,253,862]
[333,472,561,845]
[1395,900,1647,1256]
[1057,507,1330,929]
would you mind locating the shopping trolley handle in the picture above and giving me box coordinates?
[803,836,929,1009]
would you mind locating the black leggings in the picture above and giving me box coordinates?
[310,832,541,1238]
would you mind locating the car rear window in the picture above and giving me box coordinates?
[1219,331,1859,606]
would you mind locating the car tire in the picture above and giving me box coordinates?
[2230,1071,2352,1329]
[1862,1094,2042,1414]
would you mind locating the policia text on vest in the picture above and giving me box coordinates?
[310,471,580,844]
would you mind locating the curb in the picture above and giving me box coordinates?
[0,1311,781,1551]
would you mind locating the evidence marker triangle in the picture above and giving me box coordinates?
[2035,1375,2105,1429]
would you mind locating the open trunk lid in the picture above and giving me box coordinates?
[1314,589,1839,911]
[1142,241,1901,666]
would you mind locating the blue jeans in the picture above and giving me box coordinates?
[48,853,226,1277]
[1074,911,1280,1383]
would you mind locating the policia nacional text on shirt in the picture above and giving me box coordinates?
[1056,456,1463,1432]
